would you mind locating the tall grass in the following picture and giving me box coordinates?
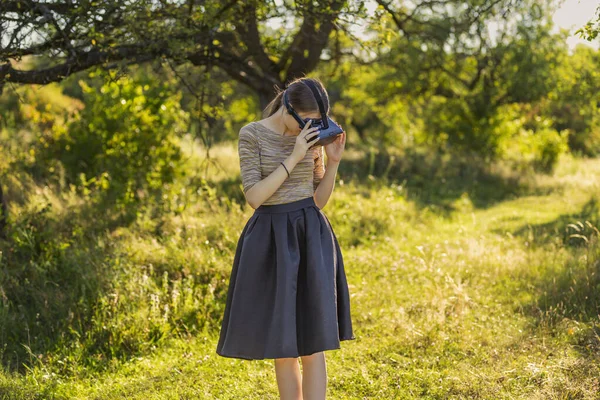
[1,138,599,398]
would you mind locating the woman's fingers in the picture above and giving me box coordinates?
[300,119,313,133]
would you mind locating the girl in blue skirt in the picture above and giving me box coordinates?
[216,77,355,399]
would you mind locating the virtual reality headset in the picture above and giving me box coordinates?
[283,80,344,149]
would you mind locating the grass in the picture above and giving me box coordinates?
[1,140,599,399]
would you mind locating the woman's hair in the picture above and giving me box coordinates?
[262,77,330,119]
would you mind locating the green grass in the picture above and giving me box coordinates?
[1,143,599,399]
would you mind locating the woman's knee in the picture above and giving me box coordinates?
[300,351,324,363]
[274,357,299,365]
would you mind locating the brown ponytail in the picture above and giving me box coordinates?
[262,89,285,119]
[261,77,330,120]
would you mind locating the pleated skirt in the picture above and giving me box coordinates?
[216,196,356,360]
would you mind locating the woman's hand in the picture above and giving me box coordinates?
[324,127,346,163]
[292,119,321,160]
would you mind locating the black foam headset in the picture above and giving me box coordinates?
[282,80,344,148]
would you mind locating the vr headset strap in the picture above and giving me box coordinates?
[302,80,326,115]
[282,80,330,129]
[283,90,305,127]
[302,80,329,129]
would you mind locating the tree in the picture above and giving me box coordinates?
[1,0,534,109]
[0,0,360,109]
[347,0,570,154]
[0,0,362,229]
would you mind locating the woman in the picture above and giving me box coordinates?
[216,77,355,400]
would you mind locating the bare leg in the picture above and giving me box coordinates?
[274,357,303,400]
[300,351,327,400]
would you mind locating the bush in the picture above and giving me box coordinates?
[495,105,569,173]
[32,70,189,215]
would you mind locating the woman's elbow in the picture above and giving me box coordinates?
[244,188,260,209]
[246,197,259,210]
[313,195,325,210]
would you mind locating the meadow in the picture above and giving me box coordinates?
[1,137,598,399]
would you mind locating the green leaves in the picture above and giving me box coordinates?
[576,5,600,42]
[36,67,190,212]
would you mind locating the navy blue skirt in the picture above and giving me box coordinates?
[216,196,355,360]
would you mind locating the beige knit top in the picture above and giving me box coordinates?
[238,121,326,205]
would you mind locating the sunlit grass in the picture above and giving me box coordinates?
[1,139,599,399]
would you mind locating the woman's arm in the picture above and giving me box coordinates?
[313,131,346,209]
[239,127,305,209]
[244,152,304,209]
[313,158,339,210]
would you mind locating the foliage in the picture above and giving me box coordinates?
[31,69,189,215]
[488,103,569,173]
[543,46,600,156]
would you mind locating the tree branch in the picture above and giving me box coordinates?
[233,3,280,76]
[284,0,345,82]
[0,1,76,15]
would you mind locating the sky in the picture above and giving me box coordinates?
[552,0,599,50]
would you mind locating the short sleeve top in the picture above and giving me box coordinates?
[238,121,326,205]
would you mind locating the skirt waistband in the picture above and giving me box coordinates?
[254,196,317,214]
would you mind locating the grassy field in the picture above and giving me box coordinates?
[1,140,599,399]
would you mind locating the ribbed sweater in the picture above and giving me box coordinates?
[238,121,326,205]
